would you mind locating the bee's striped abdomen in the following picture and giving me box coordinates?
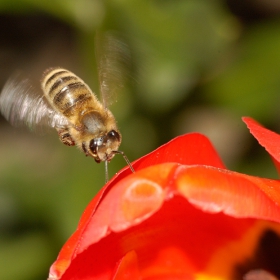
[41,68,93,116]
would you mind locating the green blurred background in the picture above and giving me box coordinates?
[1,0,280,279]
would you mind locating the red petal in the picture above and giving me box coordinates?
[112,251,141,280]
[108,133,225,193]
[242,117,280,174]
[132,132,225,169]
[49,133,225,279]
[49,162,280,279]
[175,165,280,221]
[244,270,279,280]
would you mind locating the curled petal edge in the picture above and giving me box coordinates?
[49,162,280,279]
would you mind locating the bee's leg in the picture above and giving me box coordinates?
[82,142,89,156]
[57,128,75,146]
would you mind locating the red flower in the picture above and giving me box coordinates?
[48,117,280,280]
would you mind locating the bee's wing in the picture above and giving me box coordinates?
[96,31,132,108]
[0,76,69,133]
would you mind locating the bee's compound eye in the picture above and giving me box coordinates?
[108,130,120,141]
[89,139,98,154]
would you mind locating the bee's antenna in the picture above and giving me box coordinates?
[105,160,109,183]
[113,150,135,173]
[105,151,134,183]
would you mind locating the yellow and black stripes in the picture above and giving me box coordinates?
[41,68,93,115]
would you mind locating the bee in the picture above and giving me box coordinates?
[0,35,134,182]
[41,67,123,161]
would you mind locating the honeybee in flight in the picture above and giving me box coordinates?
[0,34,134,182]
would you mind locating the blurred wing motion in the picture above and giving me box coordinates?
[0,75,69,132]
[96,31,132,108]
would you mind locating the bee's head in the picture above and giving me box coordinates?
[85,130,122,163]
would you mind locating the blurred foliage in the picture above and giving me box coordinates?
[1,0,280,279]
